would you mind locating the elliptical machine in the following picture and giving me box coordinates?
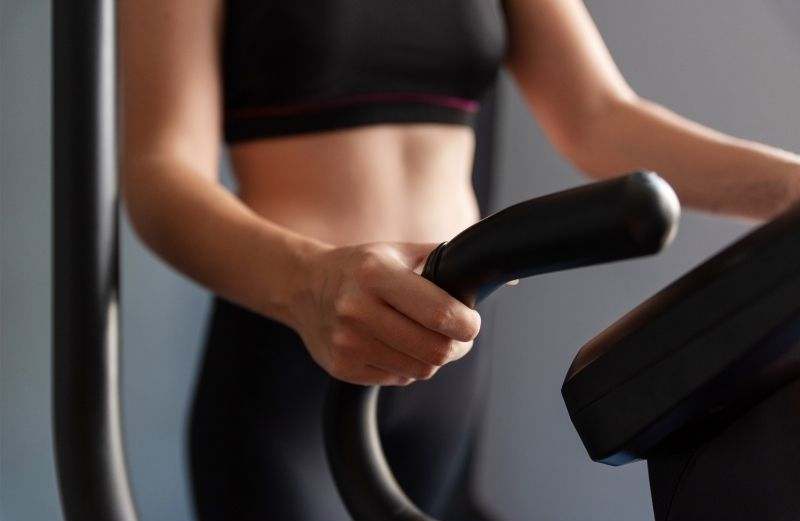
[325,171,680,520]
[562,194,800,520]
[325,171,800,521]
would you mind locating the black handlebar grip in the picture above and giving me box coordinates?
[324,172,680,521]
[421,171,680,304]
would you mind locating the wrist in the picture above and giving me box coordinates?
[275,235,333,331]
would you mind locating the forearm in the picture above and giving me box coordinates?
[122,157,330,327]
[573,97,800,220]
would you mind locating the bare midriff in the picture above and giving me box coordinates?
[229,123,482,247]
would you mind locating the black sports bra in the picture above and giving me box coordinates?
[222,1,508,143]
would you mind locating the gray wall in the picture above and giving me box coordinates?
[2,0,799,520]
[2,2,62,520]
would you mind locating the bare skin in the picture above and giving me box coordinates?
[119,0,800,386]
[232,125,480,246]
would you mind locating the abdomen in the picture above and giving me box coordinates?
[229,123,482,246]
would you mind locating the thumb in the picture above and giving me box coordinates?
[394,241,442,274]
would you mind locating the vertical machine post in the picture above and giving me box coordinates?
[52,1,139,519]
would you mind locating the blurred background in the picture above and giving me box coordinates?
[2,0,799,519]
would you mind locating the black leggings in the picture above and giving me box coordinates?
[189,297,496,521]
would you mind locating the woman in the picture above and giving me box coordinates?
[119,0,800,519]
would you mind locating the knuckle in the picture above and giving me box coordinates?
[429,304,455,332]
[354,250,384,284]
[428,351,448,367]
[333,294,359,319]
[329,326,353,353]
[362,243,392,257]
[457,323,478,343]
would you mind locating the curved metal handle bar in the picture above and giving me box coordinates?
[324,172,680,521]
[53,0,139,520]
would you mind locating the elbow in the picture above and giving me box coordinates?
[554,137,604,181]
[121,181,160,251]
[120,162,170,254]
[553,93,643,181]
[562,143,615,182]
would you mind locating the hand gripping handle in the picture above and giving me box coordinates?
[324,172,680,521]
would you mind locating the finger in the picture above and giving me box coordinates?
[393,242,440,273]
[348,294,473,366]
[348,365,414,387]
[357,333,440,380]
[368,268,481,342]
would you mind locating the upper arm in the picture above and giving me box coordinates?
[502,0,636,152]
[119,0,223,183]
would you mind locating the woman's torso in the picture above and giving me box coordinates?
[221,0,507,244]
[190,4,506,517]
